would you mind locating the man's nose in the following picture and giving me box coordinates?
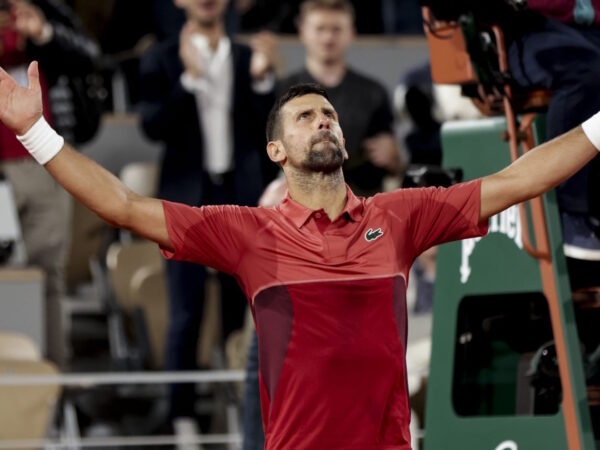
[318,114,331,129]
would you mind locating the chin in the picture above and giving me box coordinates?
[319,52,341,64]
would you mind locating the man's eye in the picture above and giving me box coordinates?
[299,112,310,119]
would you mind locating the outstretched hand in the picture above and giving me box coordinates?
[0,61,43,135]
[249,31,277,81]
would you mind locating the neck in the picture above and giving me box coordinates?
[285,169,348,220]
[305,56,346,87]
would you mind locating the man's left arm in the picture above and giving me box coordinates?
[480,124,598,222]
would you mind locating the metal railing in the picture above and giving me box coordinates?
[0,369,246,450]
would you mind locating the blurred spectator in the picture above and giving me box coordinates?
[237,0,424,34]
[138,0,277,433]
[151,0,247,39]
[242,1,404,448]
[0,0,100,368]
[77,0,251,110]
[281,0,404,195]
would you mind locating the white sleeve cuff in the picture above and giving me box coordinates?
[582,111,600,151]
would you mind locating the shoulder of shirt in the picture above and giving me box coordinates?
[367,186,440,205]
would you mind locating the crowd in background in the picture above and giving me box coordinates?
[3,0,600,447]
[0,0,431,444]
[56,0,425,113]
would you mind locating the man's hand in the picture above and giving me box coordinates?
[259,175,287,207]
[249,30,277,81]
[363,133,404,174]
[179,21,204,78]
[11,0,48,42]
[0,60,43,135]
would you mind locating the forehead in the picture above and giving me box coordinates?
[283,93,336,116]
[180,0,229,13]
[302,8,353,26]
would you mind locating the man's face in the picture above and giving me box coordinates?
[278,93,348,173]
[299,9,354,64]
[174,0,229,27]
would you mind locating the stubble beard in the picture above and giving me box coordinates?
[303,130,345,174]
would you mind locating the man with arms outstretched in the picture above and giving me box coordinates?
[1,62,599,449]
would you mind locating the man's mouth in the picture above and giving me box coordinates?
[312,131,338,146]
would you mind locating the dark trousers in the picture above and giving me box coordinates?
[507,17,600,216]
[165,172,248,420]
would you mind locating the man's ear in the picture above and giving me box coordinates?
[267,140,286,164]
[342,137,349,160]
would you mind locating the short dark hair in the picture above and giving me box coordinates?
[266,83,330,142]
[298,0,355,24]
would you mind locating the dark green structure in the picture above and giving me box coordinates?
[423,116,597,449]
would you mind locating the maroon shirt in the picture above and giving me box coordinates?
[161,180,488,449]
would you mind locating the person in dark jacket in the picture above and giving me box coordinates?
[138,0,277,432]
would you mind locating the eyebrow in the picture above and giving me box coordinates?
[322,106,338,118]
[295,106,338,119]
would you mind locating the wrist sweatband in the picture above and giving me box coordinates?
[16,116,64,165]
[581,111,600,151]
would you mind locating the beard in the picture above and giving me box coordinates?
[303,130,345,173]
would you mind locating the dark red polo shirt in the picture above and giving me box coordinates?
[161,180,487,450]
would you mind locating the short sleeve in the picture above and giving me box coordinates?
[161,200,257,274]
[388,180,488,255]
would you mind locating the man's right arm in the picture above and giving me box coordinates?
[0,61,174,251]
[44,144,172,250]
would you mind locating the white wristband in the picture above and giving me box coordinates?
[16,116,64,165]
[581,111,600,151]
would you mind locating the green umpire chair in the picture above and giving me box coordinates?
[422,7,600,449]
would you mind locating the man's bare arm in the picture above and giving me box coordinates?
[480,125,598,222]
[0,61,173,250]
[45,145,172,249]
